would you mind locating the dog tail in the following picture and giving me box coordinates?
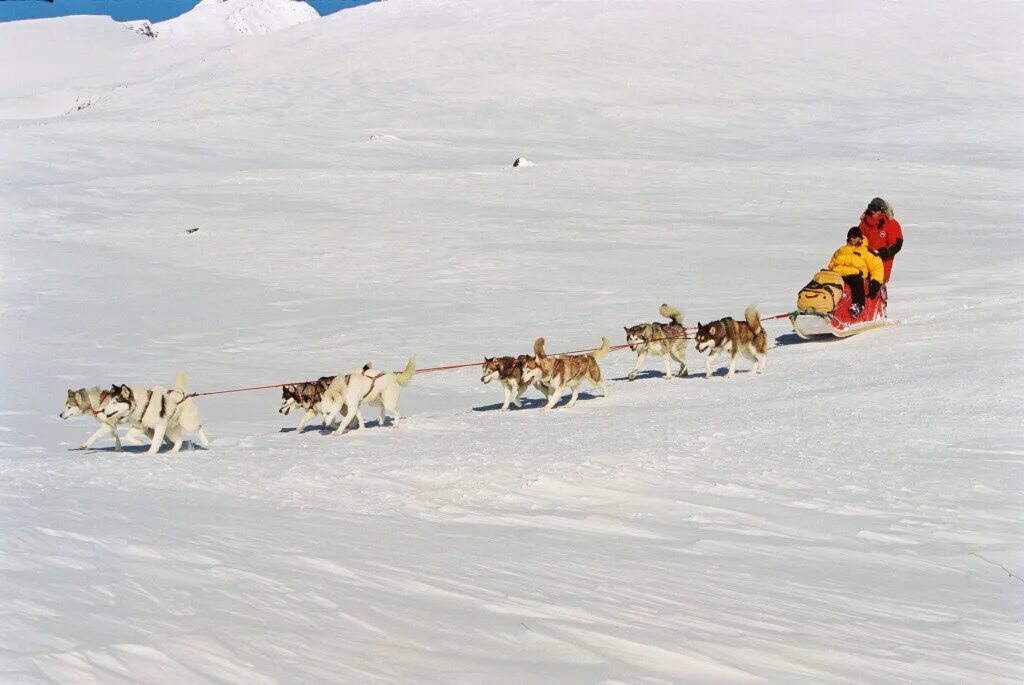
[173,372,188,393]
[659,303,683,325]
[745,305,763,335]
[592,337,610,359]
[396,356,416,386]
[533,337,547,359]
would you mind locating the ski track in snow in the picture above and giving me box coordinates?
[1,1,1022,683]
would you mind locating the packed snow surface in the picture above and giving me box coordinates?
[1,1,1021,683]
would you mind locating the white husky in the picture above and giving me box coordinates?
[321,357,416,435]
[111,374,211,454]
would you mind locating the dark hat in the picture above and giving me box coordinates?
[866,197,886,213]
[847,226,863,239]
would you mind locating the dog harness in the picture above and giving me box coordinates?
[344,369,385,400]
[86,390,110,417]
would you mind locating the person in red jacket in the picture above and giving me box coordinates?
[858,197,903,283]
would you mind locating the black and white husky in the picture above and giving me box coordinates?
[279,376,335,430]
[623,304,688,380]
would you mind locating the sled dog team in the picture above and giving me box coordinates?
[60,304,768,453]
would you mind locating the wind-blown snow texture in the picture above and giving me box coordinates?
[1,1,1022,683]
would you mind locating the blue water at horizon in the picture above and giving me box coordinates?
[0,0,376,24]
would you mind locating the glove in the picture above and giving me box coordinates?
[876,247,891,260]
[868,280,881,298]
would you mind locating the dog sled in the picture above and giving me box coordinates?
[790,269,892,339]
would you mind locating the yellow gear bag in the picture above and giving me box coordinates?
[797,269,845,313]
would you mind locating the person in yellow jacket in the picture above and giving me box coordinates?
[828,227,884,317]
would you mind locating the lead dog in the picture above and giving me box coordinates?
[60,373,209,453]
[693,305,767,379]
[481,355,534,411]
[322,357,416,435]
[624,303,688,380]
[60,385,145,451]
[521,337,609,410]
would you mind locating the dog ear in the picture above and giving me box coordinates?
[67,388,75,398]
[484,356,493,363]
[363,363,373,371]
[709,325,716,334]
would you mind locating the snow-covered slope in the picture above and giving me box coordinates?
[0,16,150,94]
[0,1,1021,683]
[154,0,318,40]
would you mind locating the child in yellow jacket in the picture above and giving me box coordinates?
[828,227,884,317]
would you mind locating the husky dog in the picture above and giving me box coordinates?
[694,305,767,379]
[624,303,689,380]
[279,376,336,430]
[480,355,534,411]
[110,373,211,453]
[322,357,416,435]
[60,385,142,451]
[521,337,609,410]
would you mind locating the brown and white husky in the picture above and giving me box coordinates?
[521,337,609,410]
[694,305,767,379]
[481,355,534,411]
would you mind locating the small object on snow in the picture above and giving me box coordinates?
[512,157,534,168]
[126,21,158,39]
[185,227,200,235]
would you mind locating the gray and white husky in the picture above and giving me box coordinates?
[623,303,689,380]
[60,385,142,451]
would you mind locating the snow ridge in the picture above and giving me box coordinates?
[154,0,318,40]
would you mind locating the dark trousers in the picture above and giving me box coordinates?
[843,274,865,310]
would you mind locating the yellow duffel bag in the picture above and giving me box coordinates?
[797,269,845,313]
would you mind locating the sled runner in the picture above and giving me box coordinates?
[791,270,891,339]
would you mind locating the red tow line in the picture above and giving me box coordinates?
[181,311,794,397]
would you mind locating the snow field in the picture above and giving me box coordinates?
[1,0,1022,682]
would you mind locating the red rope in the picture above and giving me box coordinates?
[189,381,313,398]
[415,361,483,374]
[184,311,794,394]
